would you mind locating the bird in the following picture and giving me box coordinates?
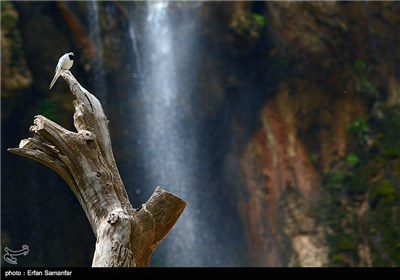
[49,52,75,90]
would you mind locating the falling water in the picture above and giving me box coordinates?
[128,21,144,84]
[125,0,248,266]
[137,1,201,266]
[87,0,108,107]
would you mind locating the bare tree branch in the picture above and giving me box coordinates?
[8,70,186,267]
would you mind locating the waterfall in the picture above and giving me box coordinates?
[87,0,108,107]
[128,21,144,85]
[125,0,247,267]
[138,1,201,266]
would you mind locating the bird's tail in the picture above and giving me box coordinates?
[49,72,60,90]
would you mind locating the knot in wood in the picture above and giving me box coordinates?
[107,212,119,224]
[107,208,127,225]
[79,130,96,141]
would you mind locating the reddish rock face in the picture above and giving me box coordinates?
[239,89,322,266]
[232,1,400,266]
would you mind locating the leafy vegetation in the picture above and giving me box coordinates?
[323,105,400,266]
[346,154,360,167]
[37,99,59,123]
[230,11,266,39]
[353,59,378,95]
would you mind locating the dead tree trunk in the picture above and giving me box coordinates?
[8,71,186,267]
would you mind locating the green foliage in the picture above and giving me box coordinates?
[382,148,400,160]
[309,153,318,164]
[325,170,347,190]
[325,167,366,195]
[353,59,366,73]
[327,214,359,267]
[330,253,352,266]
[368,180,400,266]
[231,12,266,39]
[324,105,400,266]
[37,99,59,122]
[346,154,360,167]
[353,59,378,95]
[370,180,397,206]
[335,234,356,250]
[360,76,377,93]
[1,1,17,30]
[374,104,400,149]
[348,118,369,134]
[348,118,371,146]
[252,14,266,29]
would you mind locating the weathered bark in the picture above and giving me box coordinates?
[8,70,186,267]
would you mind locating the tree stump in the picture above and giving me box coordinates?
[8,71,186,267]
